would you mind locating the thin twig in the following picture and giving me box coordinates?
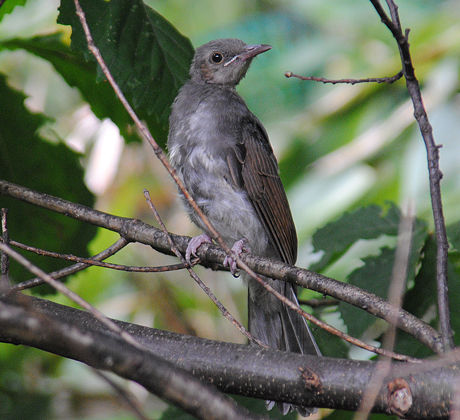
[240,255,419,362]
[1,208,10,290]
[7,239,190,272]
[355,203,414,420]
[10,237,129,292]
[285,70,403,85]
[369,0,453,351]
[0,241,150,352]
[143,189,264,347]
[0,179,442,353]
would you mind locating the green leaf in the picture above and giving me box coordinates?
[1,34,138,143]
[338,215,427,338]
[0,0,26,22]
[311,203,427,272]
[339,247,397,338]
[311,204,399,272]
[0,74,96,290]
[448,258,460,347]
[447,220,460,252]
[395,234,460,357]
[311,321,349,359]
[57,0,194,147]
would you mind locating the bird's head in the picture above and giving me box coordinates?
[190,38,271,87]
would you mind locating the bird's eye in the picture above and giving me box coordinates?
[211,52,223,63]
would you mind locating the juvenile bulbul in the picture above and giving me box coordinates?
[167,38,320,415]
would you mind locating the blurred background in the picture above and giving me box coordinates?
[0,0,459,418]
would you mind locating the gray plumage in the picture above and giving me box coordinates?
[167,38,320,415]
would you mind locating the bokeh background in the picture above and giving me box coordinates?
[0,0,459,418]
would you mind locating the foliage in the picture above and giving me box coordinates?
[0,0,459,418]
[58,0,194,147]
[0,74,96,288]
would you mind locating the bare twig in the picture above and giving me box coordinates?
[285,70,403,85]
[369,0,452,351]
[143,189,264,347]
[355,204,415,420]
[241,257,419,362]
[1,208,10,290]
[0,241,147,351]
[3,295,458,417]
[7,239,190,273]
[72,0,230,258]
[0,179,442,353]
[0,242,259,419]
[10,237,129,292]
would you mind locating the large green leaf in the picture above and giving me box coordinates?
[339,247,396,338]
[0,74,96,289]
[57,0,194,147]
[311,203,426,272]
[308,203,429,340]
[1,34,139,143]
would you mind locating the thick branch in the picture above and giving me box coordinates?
[0,295,454,418]
[0,295,265,420]
[0,179,442,353]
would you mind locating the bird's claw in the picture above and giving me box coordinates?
[223,238,249,276]
[185,234,212,264]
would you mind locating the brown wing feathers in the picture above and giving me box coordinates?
[240,125,297,265]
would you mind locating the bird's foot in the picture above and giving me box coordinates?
[185,234,212,264]
[223,238,249,276]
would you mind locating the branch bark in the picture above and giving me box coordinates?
[0,294,266,420]
[0,295,454,419]
[0,179,442,354]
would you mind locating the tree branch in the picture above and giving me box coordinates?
[11,237,129,291]
[0,294,265,420]
[0,295,455,418]
[370,0,452,352]
[0,180,443,353]
[284,71,403,85]
[0,208,9,290]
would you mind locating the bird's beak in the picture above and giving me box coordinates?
[224,44,272,67]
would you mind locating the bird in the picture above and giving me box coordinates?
[167,38,321,415]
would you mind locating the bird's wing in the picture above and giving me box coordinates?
[227,116,297,265]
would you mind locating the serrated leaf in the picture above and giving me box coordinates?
[57,0,194,147]
[311,204,400,272]
[339,220,427,338]
[1,34,139,143]
[311,203,427,272]
[0,74,96,290]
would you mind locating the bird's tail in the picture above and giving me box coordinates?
[247,274,320,416]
